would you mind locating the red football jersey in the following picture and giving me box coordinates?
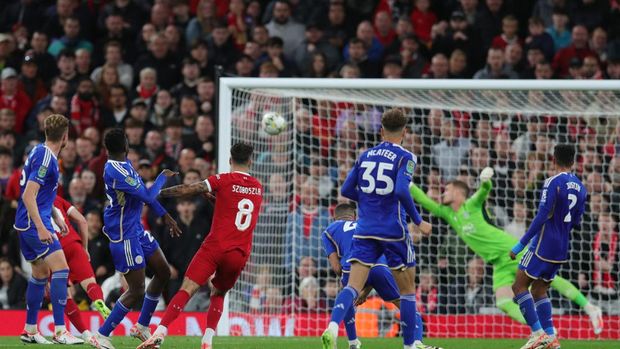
[52,196,82,247]
[203,171,263,254]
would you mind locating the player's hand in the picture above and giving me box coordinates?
[417,221,432,236]
[161,169,179,177]
[480,167,494,182]
[164,214,183,237]
[509,251,517,260]
[37,226,54,244]
[83,244,91,261]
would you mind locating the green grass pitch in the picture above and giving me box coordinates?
[0,336,618,349]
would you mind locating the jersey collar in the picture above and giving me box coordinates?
[233,171,250,175]
[43,144,58,160]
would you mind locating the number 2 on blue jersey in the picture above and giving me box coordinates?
[359,161,394,195]
[564,193,577,222]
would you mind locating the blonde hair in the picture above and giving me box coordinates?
[44,114,69,141]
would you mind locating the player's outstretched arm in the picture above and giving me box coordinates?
[159,181,210,198]
[409,183,449,219]
[22,181,54,244]
[470,167,494,207]
[511,179,558,258]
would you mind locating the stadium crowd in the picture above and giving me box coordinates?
[0,0,618,319]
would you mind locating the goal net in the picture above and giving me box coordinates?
[217,78,620,340]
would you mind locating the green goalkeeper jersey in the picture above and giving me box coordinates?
[410,181,519,264]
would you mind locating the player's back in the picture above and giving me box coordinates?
[322,220,357,272]
[531,172,587,263]
[102,160,147,242]
[204,171,263,253]
[355,141,416,240]
[14,144,59,232]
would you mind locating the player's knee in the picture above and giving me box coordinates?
[211,287,227,297]
[511,283,524,295]
[158,265,171,282]
[180,277,200,295]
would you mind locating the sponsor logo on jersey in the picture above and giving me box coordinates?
[406,160,415,174]
[125,176,138,187]
[38,166,47,178]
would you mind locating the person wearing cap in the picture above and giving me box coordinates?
[0,67,32,134]
[18,56,46,104]
[552,25,596,78]
[292,21,339,73]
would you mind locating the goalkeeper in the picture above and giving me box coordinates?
[409,167,603,334]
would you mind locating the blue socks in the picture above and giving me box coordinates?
[50,269,69,326]
[99,300,130,336]
[330,286,358,325]
[138,293,160,327]
[400,293,417,346]
[515,291,542,332]
[25,276,47,326]
[414,311,423,342]
[343,303,357,341]
[535,297,555,336]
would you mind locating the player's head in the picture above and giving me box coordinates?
[443,180,469,205]
[553,144,576,169]
[230,142,253,168]
[103,128,128,158]
[334,203,356,221]
[44,114,69,147]
[381,108,408,141]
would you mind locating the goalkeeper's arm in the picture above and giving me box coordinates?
[469,167,494,207]
[409,183,448,219]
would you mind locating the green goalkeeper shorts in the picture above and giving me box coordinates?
[492,250,525,291]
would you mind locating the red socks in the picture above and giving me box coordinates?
[65,298,87,333]
[160,290,190,327]
[206,294,224,330]
[86,283,104,302]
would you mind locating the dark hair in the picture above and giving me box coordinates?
[230,142,253,165]
[449,180,470,197]
[0,146,11,157]
[267,36,284,48]
[109,83,127,94]
[349,37,365,47]
[125,118,144,129]
[554,144,576,168]
[381,109,408,132]
[58,49,75,60]
[334,203,356,219]
[104,128,127,155]
[182,57,199,67]
[165,118,183,128]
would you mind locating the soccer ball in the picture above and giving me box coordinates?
[261,112,286,136]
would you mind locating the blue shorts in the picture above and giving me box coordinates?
[342,265,400,302]
[347,236,416,270]
[18,228,63,262]
[518,250,561,282]
[109,231,159,274]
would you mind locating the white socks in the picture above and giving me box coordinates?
[24,324,37,334]
[153,325,167,336]
[55,325,66,335]
[327,321,339,337]
[202,328,216,345]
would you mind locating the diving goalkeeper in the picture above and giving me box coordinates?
[409,167,603,334]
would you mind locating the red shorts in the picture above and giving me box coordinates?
[63,240,95,283]
[185,241,249,291]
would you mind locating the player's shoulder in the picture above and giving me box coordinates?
[543,172,566,188]
[32,144,55,165]
[106,160,131,177]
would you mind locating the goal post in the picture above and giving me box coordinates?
[217,78,620,339]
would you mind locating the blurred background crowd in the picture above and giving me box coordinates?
[0,0,617,322]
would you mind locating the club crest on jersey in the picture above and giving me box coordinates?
[125,176,138,187]
[406,160,415,174]
[37,166,47,178]
[135,255,143,264]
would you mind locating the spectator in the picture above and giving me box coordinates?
[338,62,361,79]
[323,1,353,50]
[164,118,184,159]
[449,49,469,78]
[401,35,428,78]
[0,257,27,309]
[185,0,217,46]
[134,33,180,90]
[189,40,214,79]
[68,177,97,213]
[18,56,46,104]
[143,129,177,173]
[526,17,554,62]
[473,47,519,79]
[460,257,492,314]
[344,21,383,64]
[48,16,93,57]
[27,32,58,83]
[263,287,283,314]
[477,0,510,50]
[504,42,525,74]
[416,268,439,314]
[75,48,92,76]
[227,0,249,51]
[284,276,326,313]
[94,12,136,65]
[177,148,197,176]
[43,0,79,40]
[102,84,129,129]
[249,265,273,313]
[265,0,306,58]
[491,15,521,50]
[423,53,449,78]
[432,117,471,181]
[235,54,255,77]
[582,55,603,79]
[196,78,215,115]
[374,11,396,48]
[573,0,608,31]
[546,7,571,52]
[382,57,403,79]
[385,16,414,56]
[256,37,297,77]
[70,77,100,136]
[0,109,14,134]
[534,60,554,79]
[590,27,608,64]
[183,115,215,161]
[207,21,239,70]
[148,90,176,128]
[91,41,134,89]
[171,58,201,100]
[553,25,595,78]
[292,22,339,73]
[0,147,12,196]
[133,67,158,103]
[410,0,437,45]
[505,201,527,239]
[164,24,185,55]
[432,10,482,70]
[56,49,80,95]
[178,96,199,135]
[343,38,378,78]
[0,67,31,134]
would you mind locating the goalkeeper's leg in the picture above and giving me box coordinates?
[495,286,526,324]
[550,276,603,334]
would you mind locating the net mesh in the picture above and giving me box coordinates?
[223,85,620,339]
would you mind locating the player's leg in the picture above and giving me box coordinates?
[493,257,526,323]
[323,238,376,349]
[339,273,361,349]
[530,280,554,337]
[21,257,52,344]
[65,286,93,341]
[550,275,603,334]
[65,241,110,318]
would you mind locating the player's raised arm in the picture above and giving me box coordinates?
[409,183,449,219]
[511,177,559,258]
[469,167,494,207]
[159,180,210,198]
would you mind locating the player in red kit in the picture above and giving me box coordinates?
[52,196,111,333]
[138,143,262,349]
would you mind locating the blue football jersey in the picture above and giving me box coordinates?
[103,160,167,242]
[14,144,59,232]
[343,141,419,240]
[522,172,587,263]
[322,220,388,272]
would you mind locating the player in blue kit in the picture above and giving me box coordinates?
[322,109,432,349]
[15,114,83,345]
[89,129,182,349]
[510,144,587,349]
[322,203,440,349]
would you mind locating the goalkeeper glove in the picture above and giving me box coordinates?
[479,167,494,182]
